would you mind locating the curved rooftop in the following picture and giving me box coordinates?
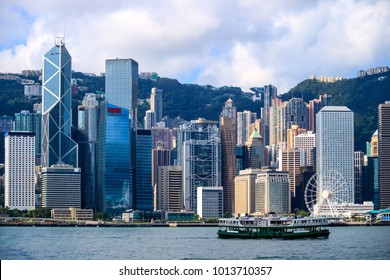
[319,106,352,112]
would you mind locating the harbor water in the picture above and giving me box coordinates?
[1,226,389,260]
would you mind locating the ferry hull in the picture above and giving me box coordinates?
[217,229,330,239]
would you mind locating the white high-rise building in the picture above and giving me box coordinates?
[144,110,156,129]
[316,106,354,203]
[294,131,316,167]
[255,169,290,214]
[4,132,35,210]
[41,165,81,208]
[150,88,163,123]
[237,110,256,145]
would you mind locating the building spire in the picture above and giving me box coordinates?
[54,26,66,46]
[55,36,65,47]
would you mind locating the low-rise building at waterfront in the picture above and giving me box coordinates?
[165,211,195,221]
[197,186,223,219]
[41,165,81,208]
[51,208,93,220]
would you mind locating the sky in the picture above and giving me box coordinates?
[0,0,389,94]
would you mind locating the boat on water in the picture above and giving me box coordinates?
[217,216,330,239]
[168,222,177,227]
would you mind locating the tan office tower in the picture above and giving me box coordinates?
[234,169,262,216]
[287,125,306,149]
[279,148,304,197]
[152,147,171,210]
[379,102,390,209]
[371,130,378,157]
[220,115,236,214]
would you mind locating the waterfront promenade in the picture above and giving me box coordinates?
[0,216,388,227]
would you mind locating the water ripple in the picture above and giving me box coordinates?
[1,226,389,260]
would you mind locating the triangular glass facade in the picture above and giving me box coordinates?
[41,42,78,168]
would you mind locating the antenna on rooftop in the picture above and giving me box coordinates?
[54,26,66,46]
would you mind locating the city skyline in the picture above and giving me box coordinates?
[0,42,386,216]
[1,0,390,93]
[0,13,388,219]
[2,2,390,271]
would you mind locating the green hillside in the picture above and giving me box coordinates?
[282,72,390,151]
[138,77,261,121]
[2,70,389,153]
[71,72,262,122]
[0,79,35,115]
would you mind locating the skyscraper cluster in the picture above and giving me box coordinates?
[2,40,389,221]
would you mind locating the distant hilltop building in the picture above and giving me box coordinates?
[139,72,158,81]
[309,75,343,83]
[357,66,389,78]
[81,72,97,77]
[24,84,42,98]
[249,87,265,102]
[22,70,42,77]
[0,74,21,81]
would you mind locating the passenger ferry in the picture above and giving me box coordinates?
[217,216,330,239]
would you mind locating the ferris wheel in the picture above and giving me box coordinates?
[304,170,349,217]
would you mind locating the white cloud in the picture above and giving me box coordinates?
[0,0,389,94]
[197,42,276,88]
[0,17,52,72]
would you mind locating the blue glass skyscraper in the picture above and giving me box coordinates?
[14,110,42,163]
[98,102,132,215]
[41,39,78,168]
[105,58,139,124]
[14,110,34,132]
[41,39,80,208]
[78,94,99,210]
[363,157,379,209]
[134,129,153,211]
